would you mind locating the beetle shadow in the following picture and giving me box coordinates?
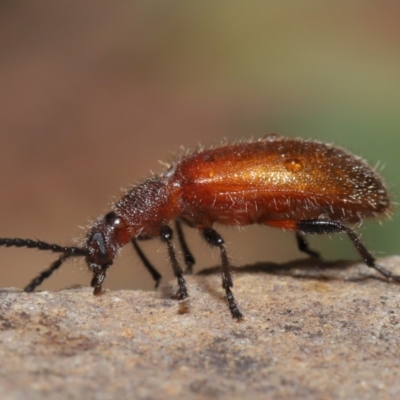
[197,257,370,280]
[193,257,392,305]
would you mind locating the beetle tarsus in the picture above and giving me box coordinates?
[226,288,244,321]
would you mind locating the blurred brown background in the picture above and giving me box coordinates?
[0,2,399,292]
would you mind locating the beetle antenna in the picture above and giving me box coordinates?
[0,238,88,292]
[0,238,87,256]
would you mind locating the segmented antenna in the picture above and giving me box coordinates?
[0,238,88,292]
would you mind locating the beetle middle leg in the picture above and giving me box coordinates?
[201,227,243,320]
[297,219,400,282]
[159,225,188,300]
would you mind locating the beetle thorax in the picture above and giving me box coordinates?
[114,176,176,238]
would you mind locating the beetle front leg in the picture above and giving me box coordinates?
[90,266,109,295]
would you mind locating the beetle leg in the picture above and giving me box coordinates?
[295,233,321,259]
[159,225,188,300]
[131,238,162,288]
[297,219,400,282]
[175,219,195,274]
[201,227,243,320]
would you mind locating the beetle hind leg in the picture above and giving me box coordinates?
[297,219,400,282]
[295,233,321,259]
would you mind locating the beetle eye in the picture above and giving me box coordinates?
[105,211,120,226]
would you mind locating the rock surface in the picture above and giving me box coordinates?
[1,256,400,400]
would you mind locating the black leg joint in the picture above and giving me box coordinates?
[159,225,173,242]
[202,228,224,247]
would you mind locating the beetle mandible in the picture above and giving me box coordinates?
[0,135,396,319]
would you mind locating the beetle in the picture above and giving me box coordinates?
[0,134,397,319]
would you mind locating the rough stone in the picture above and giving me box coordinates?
[1,256,400,400]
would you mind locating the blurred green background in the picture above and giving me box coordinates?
[0,1,399,291]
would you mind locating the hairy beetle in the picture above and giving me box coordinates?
[0,135,395,319]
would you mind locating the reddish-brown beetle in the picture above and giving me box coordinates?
[0,135,396,319]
